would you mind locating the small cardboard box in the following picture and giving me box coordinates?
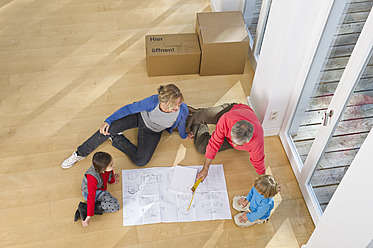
[196,11,249,76]
[145,33,201,77]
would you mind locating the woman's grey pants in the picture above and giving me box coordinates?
[84,190,120,213]
[96,191,120,213]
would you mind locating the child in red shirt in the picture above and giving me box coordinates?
[74,151,120,227]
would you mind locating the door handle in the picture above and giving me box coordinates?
[323,110,334,126]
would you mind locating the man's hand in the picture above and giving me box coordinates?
[82,216,91,227]
[100,122,110,136]
[197,158,213,182]
[197,168,208,182]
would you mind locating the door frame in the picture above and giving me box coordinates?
[279,0,346,181]
[279,3,373,224]
[244,0,272,70]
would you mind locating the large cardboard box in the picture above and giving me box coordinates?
[145,33,201,77]
[196,11,249,76]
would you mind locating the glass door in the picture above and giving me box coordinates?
[280,1,373,223]
[243,0,272,68]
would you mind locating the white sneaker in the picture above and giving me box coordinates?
[61,152,85,169]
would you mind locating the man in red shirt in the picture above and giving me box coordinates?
[187,103,265,181]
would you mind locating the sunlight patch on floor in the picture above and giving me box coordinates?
[214,80,248,106]
[202,222,225,248]
[173,144,187,166]
[266,167,283,213]
[266,218,299,248]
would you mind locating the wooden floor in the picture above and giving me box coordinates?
[291,0,373,211]
[0,0,314,247]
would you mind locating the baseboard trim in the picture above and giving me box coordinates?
[263,128,280,137]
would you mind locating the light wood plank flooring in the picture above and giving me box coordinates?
[0,0,314,247]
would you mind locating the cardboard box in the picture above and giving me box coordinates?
[196,11,249,76]
[145,33,201,77]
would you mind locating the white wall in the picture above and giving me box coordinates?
[249,0,332,136]
[303,128,373,248]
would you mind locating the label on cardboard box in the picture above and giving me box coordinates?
[146,34,200,55]
[151,47,176,53]
[145,33,201,76]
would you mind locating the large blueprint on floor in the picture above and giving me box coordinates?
[122,164,231,226]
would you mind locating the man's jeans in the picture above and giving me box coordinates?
[76,113,162,166]
[186,103,236,154]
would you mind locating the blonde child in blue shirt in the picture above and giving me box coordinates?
[233,175,279,227]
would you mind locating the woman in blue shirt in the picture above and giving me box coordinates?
[61,84,193,169]
[232,175,279,227]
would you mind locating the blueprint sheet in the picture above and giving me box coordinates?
[122,164,231,226]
